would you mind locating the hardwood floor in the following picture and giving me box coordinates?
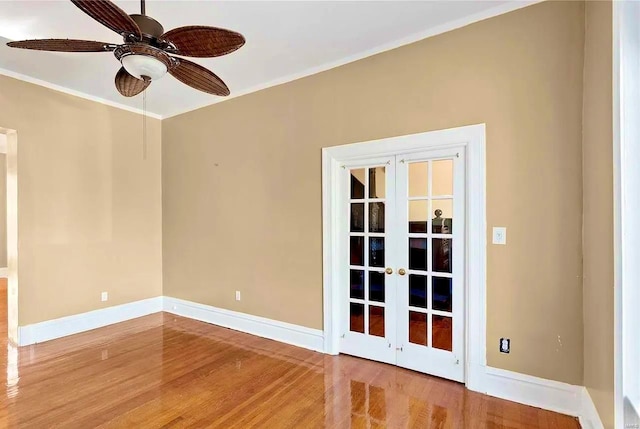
[0,284,580,428]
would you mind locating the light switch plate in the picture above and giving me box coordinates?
[492,227,507,245]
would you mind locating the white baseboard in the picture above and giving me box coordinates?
[0,267,7,278]
[16,295,324,352]
[18,297,163,346]
[579,387,605,429]
[470,365,604,427]
[163,296,325,353]
[480,366,582,416]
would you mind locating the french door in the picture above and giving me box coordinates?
[340,147,465,382]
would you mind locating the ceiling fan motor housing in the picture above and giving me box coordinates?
[130,14,164,41]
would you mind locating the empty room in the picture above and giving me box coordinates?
[0,0,637,428]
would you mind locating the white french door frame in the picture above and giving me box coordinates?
[322,123,487,389]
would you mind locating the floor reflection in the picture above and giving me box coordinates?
[323,352,474,428]
[0,292,579,428]
[624,396,640,428]
[5,342,19,399]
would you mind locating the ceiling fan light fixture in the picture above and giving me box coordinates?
[121,54,167,81]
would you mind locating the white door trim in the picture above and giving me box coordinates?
[613,2,623,425]
[614,2,640,426]
[322,123,486,388]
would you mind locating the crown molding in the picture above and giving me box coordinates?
[0,67,162,120]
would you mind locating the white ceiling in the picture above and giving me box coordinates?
[0,1,533,118]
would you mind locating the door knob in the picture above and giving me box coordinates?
[398,268,406,276]
[385,267,393,275]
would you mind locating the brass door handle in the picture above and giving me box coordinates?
[398,268,406,276]
[385,267,393,275]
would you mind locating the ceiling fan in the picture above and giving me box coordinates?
[6,0,245,97]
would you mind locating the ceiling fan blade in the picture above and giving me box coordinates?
[169,58,230,96]
[162,26,245,58]
[70,0,141,39]
[115,67,150,97]
[7,39,114,52]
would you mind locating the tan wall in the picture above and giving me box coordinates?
[0,75,163,325]
[0,154,6,267]
[582,1,614,427]
[163,1,586,384]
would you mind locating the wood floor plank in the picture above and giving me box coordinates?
[0,281,580,428]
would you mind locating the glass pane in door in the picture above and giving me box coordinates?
[369,202,385,233]
[351,169,365,199]
[432,160,453,196]
[350,303,364,333]
[350,203,365,232]
[369,167,386,198]
[432,315,452,351]
[408,238,427,270]
[369,306,385,337]
[432,199,453,233]
[432,277,452,312]
[350,237,364,266]
[350,270,365,300]
[409,274,427,308]
[408,311,427,346]
[432,238,451,273]
[369,238,385,267]
[409,162,428,197]
[369,271,385,302]
[409,200,428,233]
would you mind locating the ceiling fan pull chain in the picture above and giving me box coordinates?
[143,89,147,160]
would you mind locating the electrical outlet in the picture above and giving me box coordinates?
[101,291,108,302]
[500,338,510,354]
[492,227,507,245]
[235,291,241,301]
